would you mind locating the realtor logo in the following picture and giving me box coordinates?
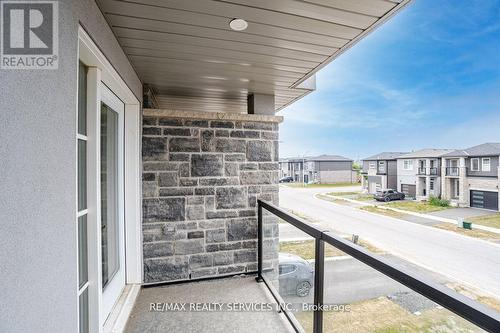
[1,1,58,69]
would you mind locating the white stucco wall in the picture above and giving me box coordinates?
[0,1,141,332]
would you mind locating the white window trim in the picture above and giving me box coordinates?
[482,158,491,172]
[369,162,376,169]
[403,159,413,171]
[471,158,480,172]
[78,26,142,333]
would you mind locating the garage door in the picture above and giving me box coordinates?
[470,190,498,211]
[401,184,416,198]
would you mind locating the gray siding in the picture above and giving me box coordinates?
[317,160,352,171]
[362,160,371,172]
[387,160,398,189]
[0,1,141,332]
[467,156,499,177]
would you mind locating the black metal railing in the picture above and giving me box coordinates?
[446,167,459,176]
[417,167,426,175]
[429,167,438,175]
[256,199,500,333]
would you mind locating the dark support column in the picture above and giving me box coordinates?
[248,93,275,115]
[256,203,263,282]
[313,239,325,333]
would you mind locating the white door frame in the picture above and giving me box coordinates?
[100,83,126,320]
[78,26,142,333]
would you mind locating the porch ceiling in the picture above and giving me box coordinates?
[96,0,411,111]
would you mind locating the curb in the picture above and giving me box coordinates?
[324,194,500,235]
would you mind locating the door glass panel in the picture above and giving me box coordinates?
[79,288,89,333]
[78,140,87,211]
[101,103,120,289]
[78,215,88,288]
[78,62,87,135]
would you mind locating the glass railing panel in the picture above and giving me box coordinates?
[261,206,316,332]
[320,241,487,333]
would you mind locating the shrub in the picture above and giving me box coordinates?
[429,195,450,207]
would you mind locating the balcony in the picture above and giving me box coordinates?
[429,167,438,175]
[256,200,500,333]
[417,167,427,175]
[446,167,460,177]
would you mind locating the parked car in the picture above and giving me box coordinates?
[279,176,294,183]
[374,189,405,202]
[278,253,314,297]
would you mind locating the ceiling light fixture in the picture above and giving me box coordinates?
[229,18,248,31]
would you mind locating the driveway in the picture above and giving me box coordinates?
[428,207,495,220]
[278,186,500,299]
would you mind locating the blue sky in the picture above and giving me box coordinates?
[280,0,500,161]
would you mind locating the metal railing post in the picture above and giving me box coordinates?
[256,202,263,282]
[313,238,325,333]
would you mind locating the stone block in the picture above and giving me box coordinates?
[215,139,246,153]
[144,257,188,282]
[186,205,205,220]
[159,188,193,196]
[191,154,223,177]
[199,178,239,186]
[142,173,156,181]
[201,130,215,152]
[169,153,190,161]
[242,122,273,131]
[142,182,157,198]
[158,118,182,126]
[195,188,215,196]
[224,154,246,162]
[216,187,247,209]
[206,229,226,243]
[187,196,204,205]
[143,127,161,136]
[225,163,239,177]
[230,130,260,138]
[158,172,178,187]
[247,141,272,161]
[169,138,200,152]
[143,116,157,126]
[174,240,204,255]
[184,120,209,127]
[143,198,185,222]
[143,137,168,161]
[187,231,204,239]
[218,265,245,275]
[234,249,257,264]
[143,242,174,259]
[227,218,257,241]
[163,128,191,136]
[210,121,234,128]
[213,252,233,266]
[206,210,238,219]
[189,254,213,269]
[240,171,273,185]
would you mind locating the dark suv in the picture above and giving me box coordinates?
[374,189,405,202]
[279,176,294,183]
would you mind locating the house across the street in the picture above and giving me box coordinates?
[441,143,500,211]
[361,152,408,194]
[396,149,455,200]
[280,155,356,184]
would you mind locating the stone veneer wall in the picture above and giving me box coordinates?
[141,109,282,283]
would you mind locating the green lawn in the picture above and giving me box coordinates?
[385,201,450,213]
[279,240,345,259]
[328,191,374,202]
[284,182,360,188]
[468,213,500,229]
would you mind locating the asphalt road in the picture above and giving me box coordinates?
[279,186,500,298]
